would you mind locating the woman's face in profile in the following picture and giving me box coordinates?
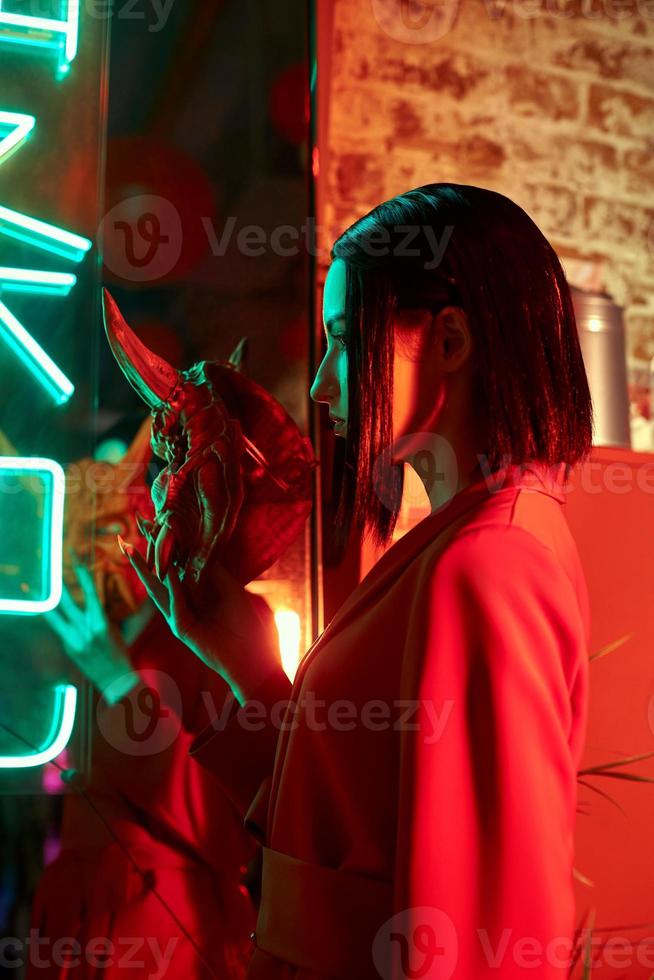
[310,257,349,438]
[310,258,472,454]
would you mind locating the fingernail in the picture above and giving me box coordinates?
[117,534,134,558]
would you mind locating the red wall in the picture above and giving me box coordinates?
[565,447,654,977]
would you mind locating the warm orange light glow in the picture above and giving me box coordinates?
[274,608,302,681]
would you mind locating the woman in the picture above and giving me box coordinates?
[123,183,593,979]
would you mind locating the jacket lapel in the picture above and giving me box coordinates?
[298,461,567,679]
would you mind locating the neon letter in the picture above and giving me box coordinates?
[0,685,77,768]
[0,1,80,78]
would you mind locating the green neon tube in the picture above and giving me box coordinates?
[0,300,75,405]
[0,456,65,614]
[0,0,80,76]
[0,267,77,297]
[0,684,77,769]
[0,111,35,166]
[0,205,92,263]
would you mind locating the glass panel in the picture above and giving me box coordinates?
[100,0,315,678]
[0,3,109,793]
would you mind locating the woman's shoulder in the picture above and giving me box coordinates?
[411,517,590,699]
[424,512,587,632]
[435,520,562,578]
[420,475,576,580]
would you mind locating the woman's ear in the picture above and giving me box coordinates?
[432,306,473,372]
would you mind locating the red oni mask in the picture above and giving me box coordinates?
[63,417,156,623]
[102,290,317,586]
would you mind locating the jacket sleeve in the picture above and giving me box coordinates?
[92,597,290,849]
[394,524,588,980]
[91,617,249,798]
[88,628,227,801]
[188,662,293,844]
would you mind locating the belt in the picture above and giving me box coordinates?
[254,846,393,979]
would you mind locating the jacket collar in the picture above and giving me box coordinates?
[484,459,567,504]
[297,461,568,679]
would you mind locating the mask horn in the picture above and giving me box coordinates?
[102,289,180,409]
[228,337,248,374]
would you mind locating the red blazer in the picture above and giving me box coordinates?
[191,461,590,980]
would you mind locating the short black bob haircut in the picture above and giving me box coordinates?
[327,182,594,559]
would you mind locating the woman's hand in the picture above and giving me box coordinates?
[118,522,282,705]
[44,562,139,704]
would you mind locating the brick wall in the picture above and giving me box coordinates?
[321,0,654,360]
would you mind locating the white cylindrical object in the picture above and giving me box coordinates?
[572,288,631,449]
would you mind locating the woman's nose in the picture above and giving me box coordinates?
[309,361,334,405]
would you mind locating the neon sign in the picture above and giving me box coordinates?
[0,110,35,164]
[0,113,91,404]
[0,2,99,770]
[0,204,91,262]
[0,299,75,404]
[0,684,77,768]
[0,267,76,296]
[0,1,80,78]
[0,457,65,614]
